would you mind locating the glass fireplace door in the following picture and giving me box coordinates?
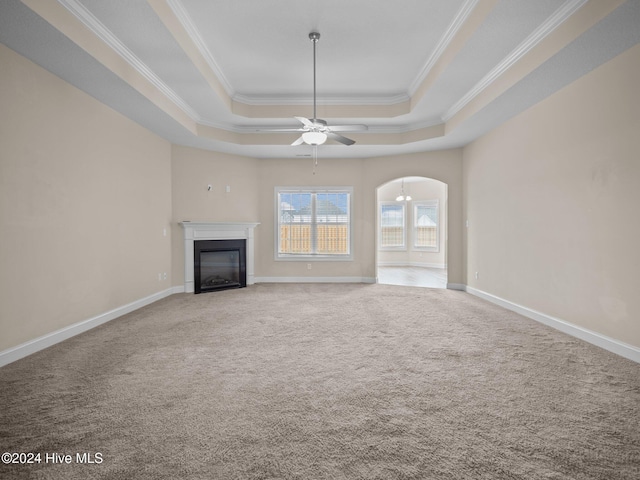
[200,250,240,289]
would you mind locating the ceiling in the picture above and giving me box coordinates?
[1,0,639,159]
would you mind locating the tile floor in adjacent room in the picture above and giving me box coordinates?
[376,266,447,289]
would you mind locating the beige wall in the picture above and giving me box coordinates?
[377,178,448,268]
[0,44,172,352]
[170,150,463,285]
[255,157,368,280]
[250,151,464,283]
[170,145,259,286]
[463,43,640,348]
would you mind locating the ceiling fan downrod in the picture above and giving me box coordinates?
[310,32,320,122]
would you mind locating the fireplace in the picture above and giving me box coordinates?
[194,239,246,293]
[180,222,259,294]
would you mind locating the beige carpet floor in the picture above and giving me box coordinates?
[1,283,639,479]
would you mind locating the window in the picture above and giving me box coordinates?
[379,202,406,249]
[276,187,352,259]
[414,200,439,251]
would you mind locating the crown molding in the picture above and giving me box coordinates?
[231,92,411,107]
[165,0,235,98]
[442,0,589,122]
[56,0,200,121]
[199,117,442,135]
[408,0,481,96]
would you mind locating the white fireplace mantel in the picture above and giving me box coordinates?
[180,222,259,293]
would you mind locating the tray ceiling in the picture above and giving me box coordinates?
[1,0,639,159]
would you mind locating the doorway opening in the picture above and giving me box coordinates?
[375,176,448,289]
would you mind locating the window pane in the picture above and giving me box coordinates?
[279,193,312,254]
[316,192,347,223]
[277,189,350,257]
[380,203,404,247]
[317,225,349,254]
[316,192,349,254]
[280,224,311,253]
[381,204,404,227]
[280,193,312,224]
[415,204,438,248]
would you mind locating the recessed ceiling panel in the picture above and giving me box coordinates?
[1,0,637,159]
[180,0,466,101]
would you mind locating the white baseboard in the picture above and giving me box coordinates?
[378,262,446,269]
[466,286,640,364]
[0,287,179,368]
[6,283,635,367]
[254,276,376,284]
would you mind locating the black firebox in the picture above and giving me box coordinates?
[194,239,246,294]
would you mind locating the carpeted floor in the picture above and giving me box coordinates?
[1,283,639,479]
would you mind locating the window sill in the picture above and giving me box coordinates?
[276,254,353,262]
[412,247,439,253]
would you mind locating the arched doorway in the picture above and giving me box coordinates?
[375,176,448,288]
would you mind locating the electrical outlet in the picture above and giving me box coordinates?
[307,263,312,270]
[163,272,167,280]
[475,271,479,280]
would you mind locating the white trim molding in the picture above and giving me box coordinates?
[255,276,376,284]
[232,92,411,107]
[165,0,235,97]
[57,0,199,121]
[0,287,179,368]
[443,0,589,121]
[409,0,480,96]
[378,261,446,269]
[466,286,640,364]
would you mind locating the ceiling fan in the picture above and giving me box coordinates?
[260,32,368,147]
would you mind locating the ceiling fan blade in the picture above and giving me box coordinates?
[328,124,368,132]
[291,136,305,146]
[327,132,355,146]
[294,116,315,128]
[256,128,305,132]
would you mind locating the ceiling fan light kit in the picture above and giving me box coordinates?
[302,131,327,145]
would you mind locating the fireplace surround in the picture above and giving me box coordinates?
[180,222,259,294]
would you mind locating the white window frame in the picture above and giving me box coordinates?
[413,200,439,252]
[379,201,406,250]
[275,186,353,261]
